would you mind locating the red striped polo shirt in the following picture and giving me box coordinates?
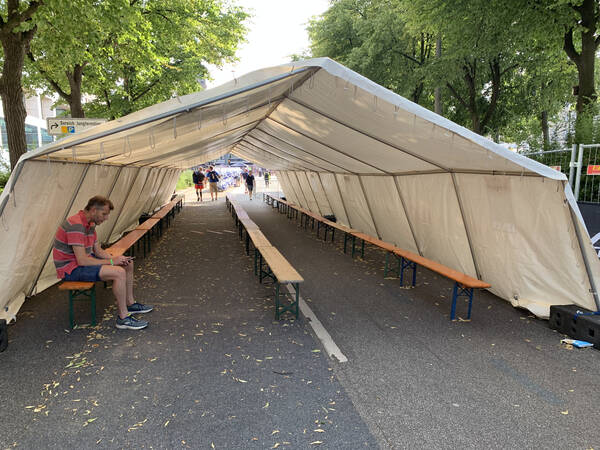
[53,210,97,278]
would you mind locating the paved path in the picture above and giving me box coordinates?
[3,188,600,449]
[0,194,376,449]
[239,191,600,449]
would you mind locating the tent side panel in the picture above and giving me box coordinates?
[33,164,122,296]
[360,176,418,252]
[276,171,298,204]
[318,173,349,225]
[0,161,86,321]
[96,167,140,244]
[287,172,309,208]
[335,174,378,236]
[296,171,320,214]
[307,172,333,216]
[109,169,151,243]
[397,173,476,277]
[457,173,595,316]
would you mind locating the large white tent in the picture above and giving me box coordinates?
[0,57,598,322]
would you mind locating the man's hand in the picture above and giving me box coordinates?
[114,255,134,266]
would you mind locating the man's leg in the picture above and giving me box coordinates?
[100,265,128,319]
[124,260,135,305]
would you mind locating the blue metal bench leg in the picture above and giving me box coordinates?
[399,257,417,287]
[451,283,474,320]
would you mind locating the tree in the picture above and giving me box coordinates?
[308,0,436,106]
[558,0,600,143]
[27,0,248,120]
[0,0,43,169]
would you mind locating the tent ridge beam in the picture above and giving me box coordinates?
[235,144,296,171]
[251,128,355,174]
[237,141,306,170]
[266,117,388,174]
[238,141,312,171]
[243,135,335,173]
[286,97,450,172]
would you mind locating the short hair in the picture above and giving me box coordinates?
[85,195,114,211]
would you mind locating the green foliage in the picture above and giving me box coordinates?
[308,0,581,146]
[26,0,249,119]
[176,170,193,190]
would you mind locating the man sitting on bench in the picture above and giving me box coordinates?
[52,196,153,330]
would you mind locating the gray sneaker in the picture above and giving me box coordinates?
[116,315,148,330]
[127,302,153,314]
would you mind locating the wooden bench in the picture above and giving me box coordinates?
[58,281,97,329]
[227,198,304,319]
[348,231,491,320]
[257,246,304,319]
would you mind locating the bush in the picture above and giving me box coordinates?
[175,170,193,190]
[0,171,9,194]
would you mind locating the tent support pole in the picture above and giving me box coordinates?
[27,164,91,297]
[288,171,310,208]
[106,166,124,199]
[567,186,600,311]
[392,176,423,256]
[302,171,323,216]
[451,173,482,280]
[357,175,382,239]
[333,173,353,228]
[316,172,336,216]
[106,167,143,243]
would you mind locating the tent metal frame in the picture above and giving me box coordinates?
[357,175,382,239]
[451,173,482,279]
[392,176,422,256]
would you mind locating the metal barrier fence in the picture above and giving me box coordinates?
[523,144,600,203]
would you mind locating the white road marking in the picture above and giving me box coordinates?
[285,284,348,363]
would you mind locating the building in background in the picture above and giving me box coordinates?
[0,93,58,167]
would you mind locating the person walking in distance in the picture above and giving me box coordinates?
[192,167,205,202]
[246,170,255,200]
[241,168,249,194]
[264,171,270,189]
[53,196,153,330]
[207,166,220,201]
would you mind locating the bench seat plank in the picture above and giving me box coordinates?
[106,229,147,257]
[59,281,94,290]
[259,247,304,283]
[393,248,490,289]
[136,218,160,230]
[247,229,271,248]
[352,232,397,252]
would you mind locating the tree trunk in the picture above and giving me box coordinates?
[541,110,550,149]
[563,0,599,143]
[0,31,29,170]
[66,64,85,118]
[434,34,442,115]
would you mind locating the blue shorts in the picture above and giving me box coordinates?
[64,265,103,282]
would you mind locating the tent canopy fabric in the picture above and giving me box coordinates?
[0,57,598,322]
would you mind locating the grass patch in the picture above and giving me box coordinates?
[176,170,193,190]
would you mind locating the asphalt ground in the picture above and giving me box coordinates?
[2,185,600,449]
[0,189,375,449]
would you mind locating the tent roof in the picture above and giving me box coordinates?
[16,58,561,178]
